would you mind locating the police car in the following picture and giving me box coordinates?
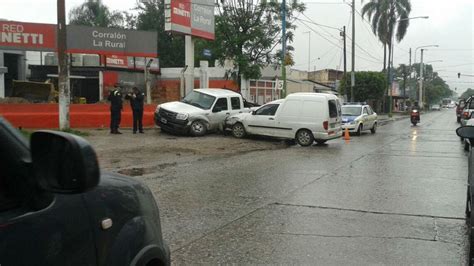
[341,103,378,135]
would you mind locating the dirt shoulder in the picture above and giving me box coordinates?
[83,128,289,176]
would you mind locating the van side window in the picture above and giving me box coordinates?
[328,100,338,118]
[255,104,279,116]
[213,98,228,111]
[231,97,241,110]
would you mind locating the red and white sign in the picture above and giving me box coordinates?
[106,55,129,68]
[165,0,215,40]
[0,21,56,51]
[171,0,191,28]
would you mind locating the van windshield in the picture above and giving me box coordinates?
[181,91,216,110]
[342,106,361,116]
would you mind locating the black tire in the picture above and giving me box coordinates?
[190,120,207,136]
[231,123,246,138]
[295,129,314,147]
[465,141,470,151]
[370,123,377,134]
[356,124,363,136]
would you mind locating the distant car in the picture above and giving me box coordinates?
[225,93,343,146]
[0,117,170,266]
[455,126,474,265]
[431,104,441,111]
[341,103,378,135]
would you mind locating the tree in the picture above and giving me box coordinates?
[402,63,453,105]
[361,0,411,71]
[69,0,126,28]
[339,71,386,102]
[212,0,305,85]
[461,89,474,100]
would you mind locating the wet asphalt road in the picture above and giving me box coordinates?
[150,109,468,264]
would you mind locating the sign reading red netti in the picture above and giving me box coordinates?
[0,21,56,51]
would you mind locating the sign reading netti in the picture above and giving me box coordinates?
[67,25,158,57]
[165,0,215,40]
[0,21,56,51]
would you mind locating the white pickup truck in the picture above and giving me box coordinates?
[154,89,253,136]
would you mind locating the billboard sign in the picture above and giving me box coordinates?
[165,0,215,40]
[0,21,158,57]
[0,21,56,51]
[105,55,160,71]
[67,25,158,57]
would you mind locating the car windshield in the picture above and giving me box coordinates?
[342,106,361,116]
[181,91,216,110]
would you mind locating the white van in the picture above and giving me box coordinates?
[225,93,343,146]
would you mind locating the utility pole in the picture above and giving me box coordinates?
[419,49,424,109]
[307,32,311,72]
[57,0,70,130]
[350,0,355,102]
[408,48,411,99]
[281,0,287,98]
[341,26,347,75]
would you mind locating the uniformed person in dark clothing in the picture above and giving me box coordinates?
[126,87,145,134]
[108,84,123,134]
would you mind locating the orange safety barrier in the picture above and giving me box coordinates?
[0,104,157,129]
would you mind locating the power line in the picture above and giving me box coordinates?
[297,17,383,66]
[299,13,383,63]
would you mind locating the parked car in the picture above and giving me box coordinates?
[0,117,170,266]
[431,104,441,111]
[455,126,474,265]
[155,89,251,136]
[461,96,474,127]
[341,103,378,135]
[225,93,343,146]
[457,99,466,123]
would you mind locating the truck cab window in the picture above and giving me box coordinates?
[231,97,241,110]
[214,98,228,112]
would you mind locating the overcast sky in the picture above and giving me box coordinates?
[1,0,473,94]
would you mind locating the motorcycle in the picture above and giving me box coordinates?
[411,109,420,126]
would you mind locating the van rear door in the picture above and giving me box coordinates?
[328,99,342,135]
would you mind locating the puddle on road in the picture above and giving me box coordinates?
[118,162,178,177]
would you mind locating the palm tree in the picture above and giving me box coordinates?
[69,0,124,28]
[361,0,411,71]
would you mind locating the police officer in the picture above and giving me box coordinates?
[126,87,145,134]
[108,84,123,134]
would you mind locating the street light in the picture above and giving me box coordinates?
[388,16,429,117]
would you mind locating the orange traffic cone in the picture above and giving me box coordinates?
[344,127,350,141]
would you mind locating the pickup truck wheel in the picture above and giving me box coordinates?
[190,120,207,136]
[232,123,246,138]
[295,129,314,147]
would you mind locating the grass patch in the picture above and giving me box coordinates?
[19,129,32,139]
[17,128,90,139]
[60,128,90,137]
